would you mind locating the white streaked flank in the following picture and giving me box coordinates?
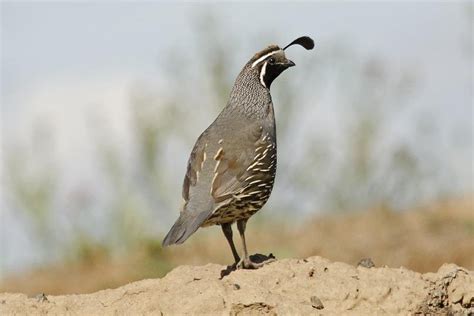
[210,172,218,194]
[213,160,221,173]
[200,152,206,172]
[246,159,260,171]
[213,147,223,160]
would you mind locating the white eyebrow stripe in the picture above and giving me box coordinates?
[259,61,267,88]
[251,50,278,68]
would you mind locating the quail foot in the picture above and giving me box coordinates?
[163,36,314,269]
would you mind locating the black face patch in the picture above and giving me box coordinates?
[261,62,289,88]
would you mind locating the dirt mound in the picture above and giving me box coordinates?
[1,256,473,315]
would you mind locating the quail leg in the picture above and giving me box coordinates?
[221,223,240,264]
[236,219,275,269]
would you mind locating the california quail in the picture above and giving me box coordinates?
[162,36,314,269]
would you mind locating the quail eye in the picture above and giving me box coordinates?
[268,57,275,64]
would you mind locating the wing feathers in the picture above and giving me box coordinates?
[163,123,272,246]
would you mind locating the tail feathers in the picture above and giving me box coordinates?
[162,211,210,246]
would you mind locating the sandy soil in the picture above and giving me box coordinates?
[1,256,473,315]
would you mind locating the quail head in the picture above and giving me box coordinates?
[163,36,314,269]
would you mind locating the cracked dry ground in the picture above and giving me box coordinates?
[1,256,473,315]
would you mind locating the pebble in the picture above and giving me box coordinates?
[357,258,375,268]
[36,293,48,303]
[310,296,324,309]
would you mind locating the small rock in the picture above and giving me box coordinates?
[308,268,315,277]
[233,283,241,290]
[230,302,275,315]
[358,258,375,268]
[450,287,464,304]
[36,293,48,303]
[310,296,324,309]
[462,295,474,308]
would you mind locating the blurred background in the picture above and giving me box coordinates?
[1,2,473,295]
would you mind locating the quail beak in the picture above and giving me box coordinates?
[280,59,295,69]
[286,59,296,67]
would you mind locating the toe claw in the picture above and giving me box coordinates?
[237,257,275,270]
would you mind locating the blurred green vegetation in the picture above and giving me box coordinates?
[2,13,471,281]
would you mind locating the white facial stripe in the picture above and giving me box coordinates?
[251,50,278,68]
[259,61,268,88]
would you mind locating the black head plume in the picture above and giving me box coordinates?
[283,36,315,51]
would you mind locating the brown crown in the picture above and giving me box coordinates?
[249,45,281,64]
